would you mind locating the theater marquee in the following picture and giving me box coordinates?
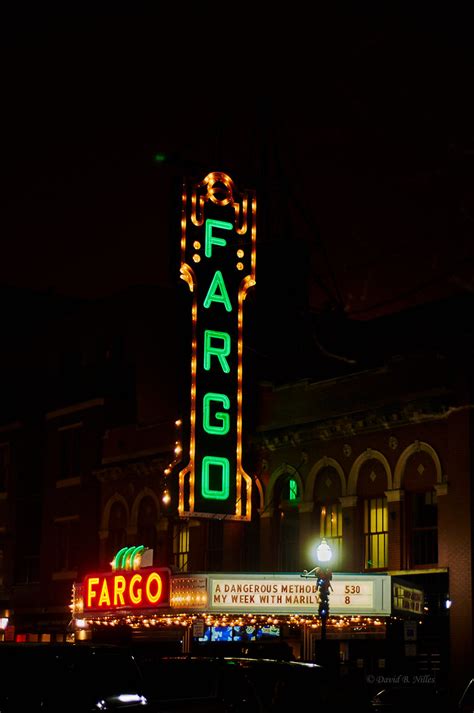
[171,573,391,616]
[178,173,256,520]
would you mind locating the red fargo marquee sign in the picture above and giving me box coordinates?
[83,568,170,611]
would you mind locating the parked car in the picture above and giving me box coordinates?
[459,678,474,713]
[130,654,370,712]
[191,639,295,660]
[371,683,451,713]
[0,642,149,712]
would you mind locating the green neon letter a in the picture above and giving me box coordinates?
[203,392,230,435]
[201,455,230,500]
[204,330,231,373]
[205,219,232,258]
[203,270,232,312]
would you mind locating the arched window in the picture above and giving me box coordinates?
[136,496,158,553]
[173,521,190,572]
[357,459,389,570]
[108,500,127,563]
[403,450,438,567]
[363,497,388,569]
[408,490,438,566]
[313,466,342,568]
[274,474,300,572]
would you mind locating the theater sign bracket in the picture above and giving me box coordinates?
[179,172,256,520]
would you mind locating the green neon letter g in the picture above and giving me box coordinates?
[201,455,230,500]
[205,219,233,258]
[204,330,231,373]
[203,392,230,435]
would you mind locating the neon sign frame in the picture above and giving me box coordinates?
[179,172,256,520]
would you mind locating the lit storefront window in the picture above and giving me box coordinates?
[364,497,388,569]
[173,523,190,572]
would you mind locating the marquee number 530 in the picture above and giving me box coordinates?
[344,584,361,604]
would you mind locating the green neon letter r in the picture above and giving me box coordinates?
[204,330,231,373]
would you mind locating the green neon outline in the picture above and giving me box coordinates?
[205,219,233,258]
[129,545,145,568]
[203,330,231,373]
[113,545,145,570]
[201,455,230,500]
[203,270,233,312]
[289,478,298,500]
[113,547,129,570]
[120,546,136,569]
[203,392,230,435]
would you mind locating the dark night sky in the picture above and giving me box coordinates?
[1,6,473,326]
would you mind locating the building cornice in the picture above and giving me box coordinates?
[94,457,166,483]
[46,398,105,421]
[254,397,462,451]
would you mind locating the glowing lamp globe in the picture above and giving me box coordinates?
[316,538,332,564]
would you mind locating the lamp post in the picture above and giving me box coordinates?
[315,539,333,642]
[301,538,333,643]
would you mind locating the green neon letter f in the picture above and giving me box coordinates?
[205,219,233,258]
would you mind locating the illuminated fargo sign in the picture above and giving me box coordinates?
[179,172,256,520]
[83,568,170,611]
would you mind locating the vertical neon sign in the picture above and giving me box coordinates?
[179,173,256,520]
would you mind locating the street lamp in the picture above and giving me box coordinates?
[301,538,333,642]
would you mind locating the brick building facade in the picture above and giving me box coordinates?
[0,287,473,697]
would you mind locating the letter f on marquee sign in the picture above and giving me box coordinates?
[179,173,256,520]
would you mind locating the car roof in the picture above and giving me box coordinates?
[155,655,324,668]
